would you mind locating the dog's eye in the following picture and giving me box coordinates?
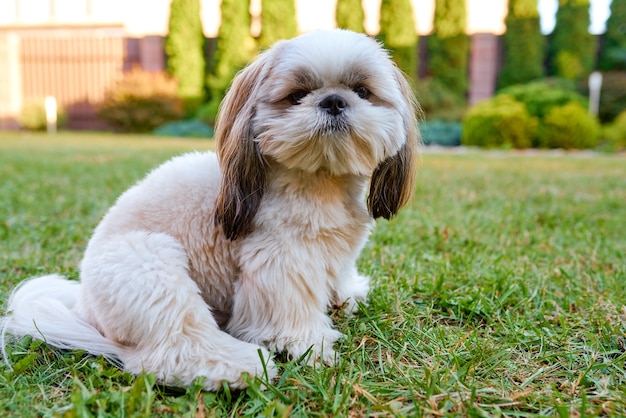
[287,90,309,105]
[353,85,371,99]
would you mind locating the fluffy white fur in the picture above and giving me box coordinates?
[1,29,418,391]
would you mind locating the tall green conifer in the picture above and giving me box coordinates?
[428,0,469,99]
[165,0,206,110]
[498,0,545,88]
[378,0,418,82]
[206,0,256,116]
[336,0,365,33]
[258,0,298,49]
[599,0,626,71]
[549,0,597,80]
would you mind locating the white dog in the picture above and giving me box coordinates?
[2,29,418,390]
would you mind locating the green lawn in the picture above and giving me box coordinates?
[1,132,625,416]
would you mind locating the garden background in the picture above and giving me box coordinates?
[0,0,624,151]
[1,0,625,416]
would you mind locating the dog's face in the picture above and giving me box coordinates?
[214,29,419,240]
[253,30,413,176]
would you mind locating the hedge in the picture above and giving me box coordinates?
[462,95,536,149]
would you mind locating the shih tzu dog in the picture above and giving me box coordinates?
[2,29,419,390]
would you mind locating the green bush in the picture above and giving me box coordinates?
[601,110,626,151]
[537,102,600,149]
[499,80,587,119]
[414,78,466,121]
[19,99,68,131]
[462,95,536,149]
[97,69,184,133]
[463,80,603,150]
[195,100,220,126]
[420,120,462,146]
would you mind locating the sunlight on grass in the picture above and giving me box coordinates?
[1,132,625,416]
[0,131,214,152]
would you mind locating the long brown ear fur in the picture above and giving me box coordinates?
[367,68,420,219]
[213,49,277,240]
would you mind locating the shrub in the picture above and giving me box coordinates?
[602,110,626,150]
[462,95,536,149]
[499,80,587,119]
[153,119,214,138]
[414,77,466,122]
[195,100,220,126]
[537,102,600,149]
[97,69,184,133]
[19,98,68,131]
[420,120,462,146]
[464,80,601,150]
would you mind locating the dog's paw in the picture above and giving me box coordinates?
[334,273,370,315]
[283,327,344,366]
[201,345,278,390]
[130,341,277,391]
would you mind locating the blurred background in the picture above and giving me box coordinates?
[0,0,624,150]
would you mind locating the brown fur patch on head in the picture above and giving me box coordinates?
[367,67,419,219]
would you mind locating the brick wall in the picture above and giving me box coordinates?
[469,33,501,105]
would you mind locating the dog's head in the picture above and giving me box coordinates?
[214,29,419,240]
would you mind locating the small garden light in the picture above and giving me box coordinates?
[44,95,57,134]
[588,71,603,116]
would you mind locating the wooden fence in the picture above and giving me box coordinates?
[20,36,124,129]
[0,27,168,130]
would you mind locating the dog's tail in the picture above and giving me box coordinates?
[1,274,124,368]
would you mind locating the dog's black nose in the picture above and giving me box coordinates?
[319,94,347,116]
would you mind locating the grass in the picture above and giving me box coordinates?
[1,131,625,417]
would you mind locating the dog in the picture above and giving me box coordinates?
[1,29,419,390]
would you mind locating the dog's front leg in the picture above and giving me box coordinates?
[332,264,370,315]
[226,242,343,365]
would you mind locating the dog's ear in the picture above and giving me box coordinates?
[367,67,420,220]
[214,48,277,240]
